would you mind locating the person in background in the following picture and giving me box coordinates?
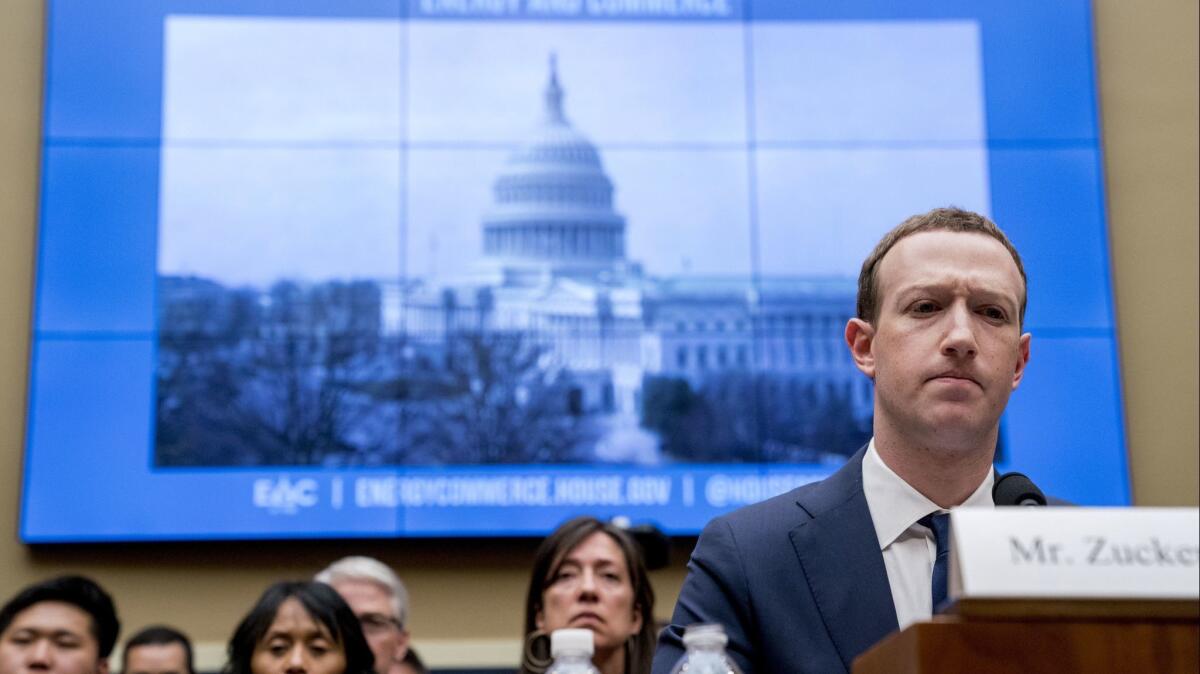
[0,576,120,674]
[121,626,193,674]
[314,558,409,674]
[652,207,1035,673]
[521,517,655,674]
[225,581,372,674]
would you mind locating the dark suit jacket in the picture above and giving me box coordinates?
[652,447,899,674]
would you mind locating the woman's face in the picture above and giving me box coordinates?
[536,531,643,656]
[251,598,347,674]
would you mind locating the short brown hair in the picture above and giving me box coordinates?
[856,207,1027,326]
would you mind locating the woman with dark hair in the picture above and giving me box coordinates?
[521,517,656,674]
[226,581,374,674]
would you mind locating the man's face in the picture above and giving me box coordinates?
[328,580,407,674]
[848,230,1030,451]
[122,643,188,674]
[0,602,108,674]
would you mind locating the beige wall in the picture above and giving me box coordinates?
[0,0,1195,668]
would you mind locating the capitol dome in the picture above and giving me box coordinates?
[481,55,627,284]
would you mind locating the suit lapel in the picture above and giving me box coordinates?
[788,448,898,671]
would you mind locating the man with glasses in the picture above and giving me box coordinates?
[315,557,410,674]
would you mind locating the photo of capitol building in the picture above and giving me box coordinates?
[387,57,873,465]
[154,55,877,469]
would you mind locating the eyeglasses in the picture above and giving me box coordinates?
[358,613,401,633]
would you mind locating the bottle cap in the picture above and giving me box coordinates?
[682,623,729,648]
[550,628,594,657]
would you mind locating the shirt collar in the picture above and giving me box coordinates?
[862,438,995,551]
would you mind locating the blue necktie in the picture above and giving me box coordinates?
[918,512,951,612]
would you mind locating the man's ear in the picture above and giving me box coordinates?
[96,658,110,674]
[395,629,411,662]
[845,318,876,378]
[1011,332,1031,390]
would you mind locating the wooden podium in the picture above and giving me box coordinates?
[853,601,1200,674]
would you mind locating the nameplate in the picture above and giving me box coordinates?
[948,508,1200,607]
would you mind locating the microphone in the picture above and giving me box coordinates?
[993,472,1047,506]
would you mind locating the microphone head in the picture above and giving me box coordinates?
[993,471,1047,506]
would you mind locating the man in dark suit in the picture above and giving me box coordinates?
[652,208,1033,673]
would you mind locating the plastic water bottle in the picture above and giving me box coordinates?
[669,623,743,674]
[545,628,601,674]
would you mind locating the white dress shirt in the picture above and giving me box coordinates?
[861,438,994,630]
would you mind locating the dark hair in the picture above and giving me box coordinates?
[857,207,1027,327]
[399,648,428,674]
[225,581,373,674]
[0,575,120,658]
[521,517,655,674]
[123,625,195,674]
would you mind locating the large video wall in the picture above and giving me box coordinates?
[23,0,1126,541]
